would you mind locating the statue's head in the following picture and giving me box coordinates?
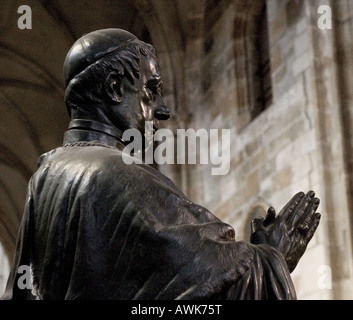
[63,28,170,135]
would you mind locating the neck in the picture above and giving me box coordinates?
[69,119,124,139]
[63,118,126,148]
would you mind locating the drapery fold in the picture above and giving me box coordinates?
[2,143,296,300]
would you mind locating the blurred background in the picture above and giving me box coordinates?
[0,0,352,299]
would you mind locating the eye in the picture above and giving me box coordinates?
[147,79,162,95]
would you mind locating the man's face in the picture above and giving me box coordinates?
[110,52,170,135]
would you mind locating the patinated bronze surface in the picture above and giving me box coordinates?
[1,29,321,300]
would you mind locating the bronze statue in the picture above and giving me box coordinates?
[1,28,321,300]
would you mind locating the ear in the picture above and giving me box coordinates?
[104,71,123,103]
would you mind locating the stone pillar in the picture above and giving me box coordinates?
[309,0,353,299]
[332,0,353,257]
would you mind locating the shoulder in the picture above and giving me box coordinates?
[38,143,183,194]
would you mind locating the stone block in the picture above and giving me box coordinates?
[272,166,292,192]
[246,169,260,197]
[292,51,311,77]
[294,31,310,57]
[269,6,287,44]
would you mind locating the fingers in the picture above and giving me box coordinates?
[250,217,268,245]
[304,212,321,242]
[263,207,276,227]
[298,196,320,229]
[279,191,305,221]
[288,190,317,226]
[251,217,264,233]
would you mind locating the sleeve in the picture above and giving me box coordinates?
[11,152,297,300]
[111,164,297,300]
[75,160,298,300]
[125,217,297,300]
[221,244,297,300]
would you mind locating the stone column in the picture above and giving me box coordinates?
[309,0,353,299]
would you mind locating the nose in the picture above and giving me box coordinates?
[154,103,171,120]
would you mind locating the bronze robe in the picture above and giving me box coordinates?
[2,129,296,300]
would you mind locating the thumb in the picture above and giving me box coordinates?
[263,207,276,226]
[251,217,264,233]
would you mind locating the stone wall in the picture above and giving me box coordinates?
[159,0,353,299]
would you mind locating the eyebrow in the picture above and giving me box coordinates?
[146,77,162,86]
